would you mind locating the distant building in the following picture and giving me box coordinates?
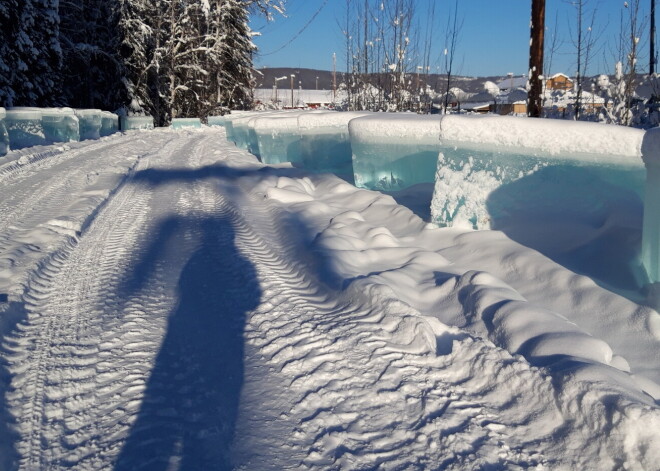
[496,75,528,92]
[546,73,573,91]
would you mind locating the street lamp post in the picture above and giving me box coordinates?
[290,74,295,108]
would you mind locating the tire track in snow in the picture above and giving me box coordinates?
[0,132,211,469]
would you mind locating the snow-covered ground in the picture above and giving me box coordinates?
[0,127,658,470]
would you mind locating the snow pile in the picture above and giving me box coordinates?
[349,113,441,190]
[255,167,660,469]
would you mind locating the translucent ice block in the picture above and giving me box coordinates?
[42,108,80,142]
[231,116,253,150]
[5,108,46,149]
[253,114,303,165]
[207,116,225,127]
[431,115,646,230]
[75,109,103,140]
[349,114,442,190]
[120,116,154,131]
[0,108,9,156]
[171,118,201,129]
[298,111,369,180]
[100,112,119,136]
[642,128,660,283]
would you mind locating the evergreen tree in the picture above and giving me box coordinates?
[60,0,124,109]
[0,0,22,106]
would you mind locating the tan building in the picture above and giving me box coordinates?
[546,73,573,91]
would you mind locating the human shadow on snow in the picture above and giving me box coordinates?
[114,212,261,471]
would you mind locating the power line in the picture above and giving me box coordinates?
[260,0,330,56]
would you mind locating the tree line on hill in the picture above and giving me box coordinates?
[0,0,283,125]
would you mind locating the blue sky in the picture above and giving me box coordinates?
[251,0,658,77]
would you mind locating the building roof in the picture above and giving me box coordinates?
[497,76,528,90]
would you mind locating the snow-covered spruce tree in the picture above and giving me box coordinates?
[59,0,125,110]
[0,0,22,106]
[0,0,62,107]
[216,0,258,111]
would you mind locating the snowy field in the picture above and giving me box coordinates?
[0,127,658,470]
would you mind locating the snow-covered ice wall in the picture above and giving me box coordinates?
[642,127,660,283]
[431,115,645,230]
[349,114,442,190]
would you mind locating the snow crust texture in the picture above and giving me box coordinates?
[0,127,658,470]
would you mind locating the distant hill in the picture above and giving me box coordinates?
[254,67,508,94]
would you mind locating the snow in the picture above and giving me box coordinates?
[440,114,644,161]
[0,127,658,469]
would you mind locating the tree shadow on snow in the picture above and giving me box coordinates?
[114,213,261,471]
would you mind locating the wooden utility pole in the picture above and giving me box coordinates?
[528,0,546,117]
[652,0,656,74]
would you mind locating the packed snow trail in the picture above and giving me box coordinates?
[0,128,658,470]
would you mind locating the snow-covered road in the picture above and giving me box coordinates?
[0,128,658,470]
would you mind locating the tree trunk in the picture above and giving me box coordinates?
[528,0,545,118]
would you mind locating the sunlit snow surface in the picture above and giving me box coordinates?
[0,127,658,470]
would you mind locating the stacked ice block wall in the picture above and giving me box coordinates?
[207,116,225,127]
[0,108,9,156]
[42,108,80,142]
[253,113,304,165]
[100,112,119,137]
[75,109,103,140]
[120,116,154,131]
[4,108,46,149]
[171,118,202,129]
[431,115,646,230]
[349,114,442,190]
[298,111,370,182]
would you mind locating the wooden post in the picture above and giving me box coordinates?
[528,0,546,117]
[652,0,656,75]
